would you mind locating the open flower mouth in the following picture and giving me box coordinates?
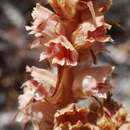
[48,42,72,61]
[87,25,107,39]
[40,35,78,66]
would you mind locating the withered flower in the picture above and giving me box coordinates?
[54,103,89,130]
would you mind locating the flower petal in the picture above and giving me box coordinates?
[72,16,112,50]
[26,66,57,87]
[27,4,65,42]
[73,66,114,98]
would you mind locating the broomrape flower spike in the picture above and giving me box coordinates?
[16,0,130,130]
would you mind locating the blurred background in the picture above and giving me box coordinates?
[0,0,130,129]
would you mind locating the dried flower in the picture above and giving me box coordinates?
[54,103,89,130]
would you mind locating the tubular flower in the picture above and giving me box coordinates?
[16,66,57,128]
[26,66,56,87]
[72,66,114,98]
[40,35,78,66]
[26,4,65,41]
[18,66,57,110]
[26,4,79,66]
[72,16,112,50]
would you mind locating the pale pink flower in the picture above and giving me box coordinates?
[18,66,57,110]
[16,107,43,127]
[72,16,112,50]
[40,35,78,66]
[18,80,38,109]
[17,66,58,127]
[26,66,56,87]
[26,4,79,66]
[72,66,114,98]
[26,4,65,40]
[16,108,32,123]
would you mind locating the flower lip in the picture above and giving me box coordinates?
[48,42,73,60]
[87,25,106,39]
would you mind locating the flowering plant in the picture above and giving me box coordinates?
[16,0,130,130]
